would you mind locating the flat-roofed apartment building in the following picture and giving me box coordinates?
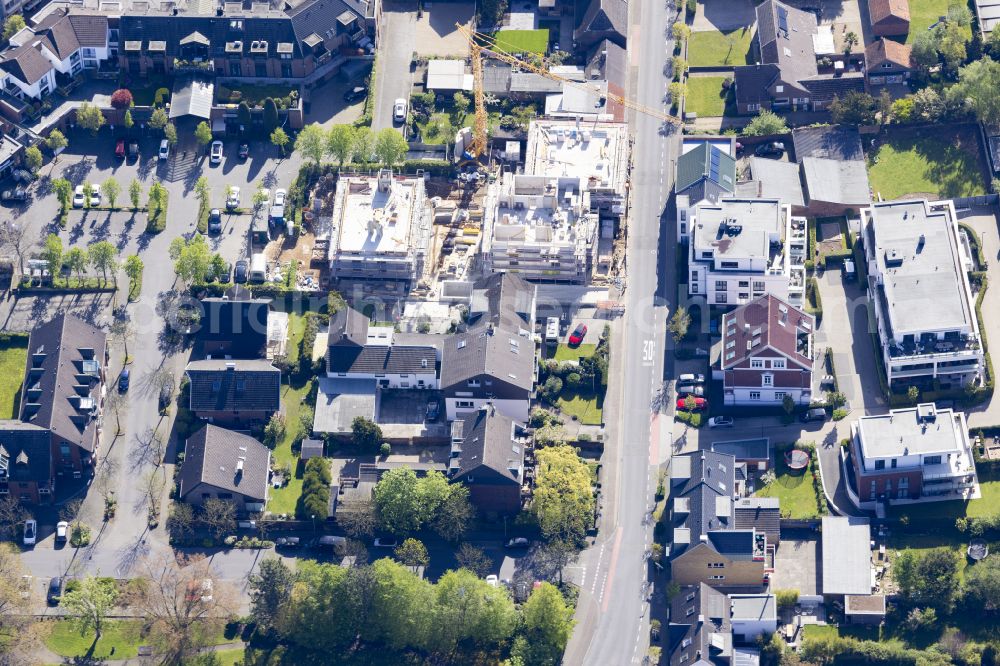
[484,120,629,283]
[862,199,983,387]
[327,169,430,284]
[685,198,808,307]
[849,402,978,503]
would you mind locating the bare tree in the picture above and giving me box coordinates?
[0,496,27,540]
[131,426,166,469]
[104,387,126,437]
[0,221,33,281]
[109,317,135,363]
[338,498,377,539]
[200,498,236,540]
[132,554,237,664]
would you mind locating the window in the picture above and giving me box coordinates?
[749,391,761,400]
[773,359,786,369]
[709,575,726,580]
[870,480,876,497]
[691,271,699,282]
[456,400,474,408]
[753,281,765,291]
[739,293,749,300]
[82,48,96,57]
[281,62,292,77]
[775,85,784,93]
[720,261,739,269]
[891,459,897,469]
[218,493,233,500]
[763,374,773,386]
[714,280,727,291]
[229,61,241,76]
[874,460,885,470]
[686,591,696,602]
[702,251,713,259]
[751,359,764,369]
[885,480,892,494]
[747,103,760,112]
[467,379,480,387]
[738,281,749,288]
[881,62,892,69]
[924,455,942,465]
[715,293,727,304]
[255,61,267,77]
[60,444,71,457]
[775,391,786,400]
[707,562,725,568]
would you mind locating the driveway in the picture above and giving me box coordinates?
[372,2,416,131]
[770,530,820,595]
[813,268,886,415]
[413,2,474,57]
[303,77,365,129]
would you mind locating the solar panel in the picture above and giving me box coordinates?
[777,6,788,34]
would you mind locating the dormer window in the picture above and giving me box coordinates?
[467,379,480,387]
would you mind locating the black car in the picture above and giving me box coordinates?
[234,260,249,283]
[343,86,366,103]
[208,208,222,234]
[238,144,249,159]
[754,141,785,157]
[128,142,139,159]
[275,536,300,548]
[118,368,130,392]
[1,188,26,202]
[47,577,63,605]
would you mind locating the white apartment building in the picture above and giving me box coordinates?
[863,199,984,387]
[327,169,430,284]
[685,198,807,307]
[484,120,629,283]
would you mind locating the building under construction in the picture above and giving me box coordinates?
[327,170,432,284]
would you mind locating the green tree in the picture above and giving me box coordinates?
[452,91,470,118]
[22,145,41,173]
[374,128,409,166]
[123,109,134,130]
[279,561,365,651]
[164,123,178,146]
[271,127,289,155]
[668,82,686,106]
[61,576,118,639]
[124,254,143,294]
[842,30,859,54]
[894,548,960,613]
[263,97,280,131]
[911,87,947,122]
[351,126,375,164]
[76,102,106,135]
[88,241,118,287]
[249,558,294,634]
[962,555,1000,612]
[263,413,287,449]
[395,538,430,567]
[64,247,88,285]
[252,183,268,210]
[169,234,212,285]
[327,124,356,166]
[41,234,63,285]
[194,176,210,208]
[782,394,796,416]
[82,182,93,209]
[430,569,517,652]
[516,582,574,666]
[672,23,690,42]
[952,58,1000,126]
[148,107,168,130]
[351,416,382,452]
[295,123,327,164]
[53,178,72,211]
[904,606,938,633]
[373,467,422,535]
[668,305,691,342]
[829,90,877,126]
[533,445,594,544]
[455,542,492,577]
[431,484,474,542]
[907,385,920,403]
[194,121,213,147]
[938,21,968,72]
[46,128,68,154]
[101,177,121,209]
[912,31,939,70]
[368,558,436,651]
[238,101,252,127]
[129,178,142,210]
[210,253,227,282]
[2,14,25,41]
[744,110,789,136]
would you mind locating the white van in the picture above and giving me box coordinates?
[545,317,560,344]
[249,253,267,282]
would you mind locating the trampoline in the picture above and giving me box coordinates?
[968,539,989,561]
[784,448,810,471]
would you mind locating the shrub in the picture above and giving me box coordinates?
[380,442,391,456]
[153,87,170,107]
[832,408,847,420]
[675,411,702,428]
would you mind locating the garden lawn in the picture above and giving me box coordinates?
[889,468,1000,523]
[867,126,986,200]
[553,343,596,362]
[906,0,971,43]
[215,648,247,666]
[0,337,26,419]
[685,76,732,117]
[754,452,822,519]
[557,391,603,426]
[687,28,754,67]
[45,620,144,660]
[494,29,549,54]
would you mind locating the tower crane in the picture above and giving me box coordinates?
[457,23,681,160]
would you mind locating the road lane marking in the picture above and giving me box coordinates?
[600,528,623,613]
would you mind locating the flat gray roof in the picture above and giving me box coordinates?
[712,438,771,461]
[313,377,376,434]
[693,199,784,260]
[802,157,871,206]
[730,594,776,621]
[867,200,973,336]
[747,158,805,207]
[856,403,964,459]
[821,516,871,595]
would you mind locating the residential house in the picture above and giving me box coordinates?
[975,0,1000,37]
[326,307,438,389]
[465,272,536,336]
[865,38,914,85]
[733,0,864,114]
[730,594,777,643]
[20,314,107,477]
[675,139,737,242]
[668,450,769,590]
[185,359,281,428]
[667,583,733,666]
[574,0,627,49]
[792,126,871,216]
[719,294,814,407]
[0,423,53,504]
[845,594,887,625]
[863,199,984,386]
[448,404,526,514]
[440,327,535,423]
[849,402,978,503]
[585,38,627,121]
[683,199,808,308]
[178,424,270,513]
[868,0,910,37]
[736,158,805,215]
[199,290,270,359]
[733,497,780,545]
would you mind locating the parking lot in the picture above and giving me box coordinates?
[770,530,821,595]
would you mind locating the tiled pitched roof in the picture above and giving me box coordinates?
[669,450,736,559]
[286,0,366,44]
[576,0,627,37]
[452,406,523,483]
[869,0,910,24]
[327,344,437,375]
[33,12,81,60]
[0,422,52,485]
[0,43,53,85]
[733,63,781,106]
[178,425,270,502]
[20,314,106,451]
[706,530,756,559]
[468,272,535,333]
[186,359,281,412]
[67,14,110,47]
[720,294,814,371]
[119,15,302,59]
[328,307,369,347]
[668,584,731,666]
[734,497,781,544]
[441,328,534,393]
[755,0,818,82]
[865,38,913,68]
[199,297,270,358]
[800,73,866,103]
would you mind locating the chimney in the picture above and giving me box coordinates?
[235,459,244,477]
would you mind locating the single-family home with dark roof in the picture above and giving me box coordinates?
[719,294,814,406]
[441,327,535,423]
[466,272,536,335]
[791,125,865,162]
[0,422,54,504]
[448,404,526,514]
[574,0,627,49]
[668,583,733,666]
[869,0,910,37]
[185,359,281,428]
[668,450,768,590]
[178,425,270,512]
[21,314,107,476]
[733,0,865,114]
[199,293,271,359]
[865,38,914,85]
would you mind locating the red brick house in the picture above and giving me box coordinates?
[865,39,914,86]
[869,0,910,37]
[720,295,814,406]
[185,359,281,428]
[0,423,54,504]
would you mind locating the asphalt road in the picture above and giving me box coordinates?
[564,2,681,664]
[372,2,415,132]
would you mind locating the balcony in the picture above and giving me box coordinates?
[173,58,215,74]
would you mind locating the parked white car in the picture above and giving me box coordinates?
[23,519,36,546]
[72,185,85,208]
[708,416,734,428]
[210,140,223,164]
[392,98,407,123]
[158,139,170,160]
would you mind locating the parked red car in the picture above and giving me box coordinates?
[115,139,125,159]
[568,323,587,346]
[676,396,707,411]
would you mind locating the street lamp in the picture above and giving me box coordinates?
[311,514,316,535]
